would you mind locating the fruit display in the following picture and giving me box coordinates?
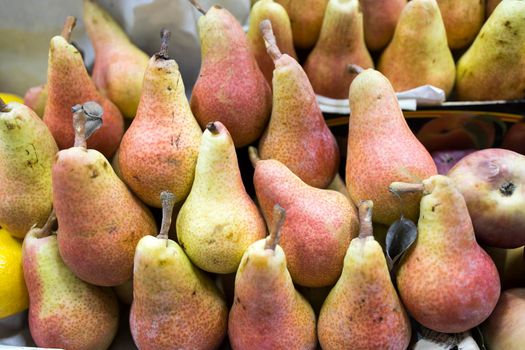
[1,0,525,349]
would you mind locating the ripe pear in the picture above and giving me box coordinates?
[437,0,485,50]
[53,102,157,286]
[118,30,202,208]
[487,0,503,17]
[275,0,328,49]
[485,246,525,289]
[318,201,411,350]
[455,0,525,101]
[392,175,500,333]
[43,17,124,159]
[23,212,119,350]
[304,0,374,99]
[83,0,149,119]
[176,122,266,274]
[23,84,47,117]
[251,148,359,287]
[247,0,297,85]
[360,0,406,51]
[0,99,57,238]
[346,69,436,225]
[378,0,456,96]
[258,20,340,188]
[130,191,228,350]
[190,5,272,148]
[228,205,317,350]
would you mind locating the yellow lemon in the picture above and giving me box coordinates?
[0,227,29,319]
[0,92,24,104]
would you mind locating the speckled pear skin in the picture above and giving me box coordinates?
[118,55,202,208]
[0,103,57,238]
[228,239,317,350]
[455,0,525,101]
[259,54,340,189]
[360,0,406,51]
[346,69,437,225]
[396,175,501,333]
[23,228,119,350]
[304,0,374,99]
[190,6,272,148]
[176,122,266,274]
[318,235,411,349]
[130,236,228,350]
[437,0,485,50]
[43,35,124,158]
[53,147,157,286]
[253,158,359,287]
[378,0,456,97]
[247,0,297,85]
[83,0,149,119]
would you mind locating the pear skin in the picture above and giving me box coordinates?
[23,216,119,350]
[119,31,202,208]
[318,201,411,350]
[378,0,456,96]
[258,21,340,188]
[247,0,297,85]
[252,152,359,287]
[304,0,373,99]
[83,0,150,119]
[190,6,272,148]
[437,0,485,50]
[455,0,525,101]
[486,0,503,17]
[23,84,47,118]
[346,69,436,225]
[0,100,57,238]
[360,0,406,51]
[176,122,266,274]
[395,175,500,333]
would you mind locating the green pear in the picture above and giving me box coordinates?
[437,0,485,49]
[0,98,57,238]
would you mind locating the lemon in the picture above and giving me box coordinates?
[0,227,29,319]
[0,92,24,104]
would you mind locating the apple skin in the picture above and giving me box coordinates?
[447,149,525,248]
[502,123,525,156]
[481,289,525,350]
[432,149,476,175]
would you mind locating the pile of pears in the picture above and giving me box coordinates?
[2,0,525,349]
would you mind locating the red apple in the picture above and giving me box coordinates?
[502,122,525,155]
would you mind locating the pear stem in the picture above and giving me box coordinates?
[206,122,219,135]
[248,146,261,168]
[73,107,88,148]
[358,200,373,238]
[189,0,207,15]
[260,19,282,63]
[157,28,171,60]
[348,64,364,75]
[35,210,57,239]
[389,182,425,195]
[157,191,176,243]
[0,97,8,112]
[61,16,77,43]
[265,204,286,251]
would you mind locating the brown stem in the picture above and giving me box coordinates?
[61,16,77,43]
[157,191,176,243]
[72,105,87,148]
[248,146,261,168]
[206,122,219,135]
[189,0,207,14]
[348,64,364,75]
[389,182,425,195]
[260,19,282,63]
[358,200,373,238]
[156,28,171,59]
[0,97,8,112]
[265,204,286,251]
[35,210,57,238]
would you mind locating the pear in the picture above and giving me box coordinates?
[275,0,328,49]
[83,0,149,119]
[304,0,373,99]
[0,98,57,238]
[487,0,503,17]
[176,121,266,274]
[190,4,272,148]
[250,147,359,287]
[346,69,436,225]
[455,0,525,101]
[118,30,202,208]
[318,201,411,350]
[53,102,157,286]
[360,0,406,51]
[130,191,228,350]
[247,0,297,85]
[378,0,456,96]
[43,16,124,159]
[23,84,47,117]
[437,0,485,50]
[258,20,340,189]
[485,246,525,289]
[23,212,119,350]
[391,175,501,333]
[228,205,317,349]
